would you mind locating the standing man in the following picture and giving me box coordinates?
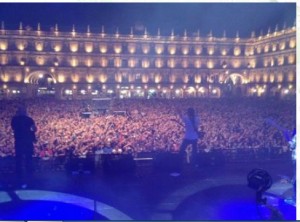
[11,105,37,188]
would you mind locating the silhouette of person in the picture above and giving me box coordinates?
[179,107,200,166]
[286,129,296,206]
[11,105,37,187]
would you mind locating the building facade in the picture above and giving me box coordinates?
[0,23,296,99]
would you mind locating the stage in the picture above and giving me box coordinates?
[0,157,296,220]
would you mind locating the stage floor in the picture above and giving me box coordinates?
[0,159,296,220]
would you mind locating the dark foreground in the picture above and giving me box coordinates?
[0,156,296,220]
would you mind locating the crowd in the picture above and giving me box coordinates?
[0,97,296,159]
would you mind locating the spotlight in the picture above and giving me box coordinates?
[247,169,272,204]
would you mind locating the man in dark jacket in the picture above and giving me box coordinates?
[11,105,37,187]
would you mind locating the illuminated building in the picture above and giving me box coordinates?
[0,22,296,99]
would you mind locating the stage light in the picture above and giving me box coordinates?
[247,169,272,204]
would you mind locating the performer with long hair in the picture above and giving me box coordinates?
[178,107,201,166]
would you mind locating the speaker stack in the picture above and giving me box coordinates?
[153,152,182,173]
[101,154,136,174]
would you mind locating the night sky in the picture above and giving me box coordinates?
[0,3,296,38]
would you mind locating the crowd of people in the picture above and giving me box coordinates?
[0,97,296,159]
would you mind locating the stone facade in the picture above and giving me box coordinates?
[0,23,296,99]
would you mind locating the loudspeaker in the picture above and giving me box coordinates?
[102,154,136,174]
[65,157,95,173]
[197,150,225,166]
[153,152,181,172]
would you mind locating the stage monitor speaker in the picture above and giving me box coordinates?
[197,150,225,166]
[102,154,136,174]
[153,152,181,172]
[65,157,95,173]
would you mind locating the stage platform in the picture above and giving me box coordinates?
[0,158,295,220]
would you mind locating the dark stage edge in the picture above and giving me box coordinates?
[0,160,296,220]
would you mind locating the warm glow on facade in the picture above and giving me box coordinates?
[182,45,189,55]
[128,43,136,54]
[264,44,270,53]
[263,58,268,67]
[0,40,8,50]
[155,58,163,68]
[182,74,189,84]
[154,73,162,83]
[169,74,176,83]
[0,23,295,99]
[168,58,176,68]
[126,73,133,83]
[289,38,296,48]
[85,42,93,53]
[277,73,284,82]
[155,44,164,54]
[194,59,201,68]
[99,73,108,83]
[245,47,254,56]
[182,59,189,68]
[141,73,149,83]
[270,58,274,67]
[70,57,78,67]
[35,41,44,51]
[86,74,94,83]
[100,57,108,67]
[207,60,214,69]
[277,56,284,66]
[231,59,241,68]
[114,57,122,68]
[168,45,176,55]
[52,42,62,52]
[269,73,275,83]
[255,74,261,83]
[194,45,202,55]
[194,74,201,84]
[142,44,150,54]
[263,73,268,83]
[288,71,294,82]
[288,54,295,64]
[85,58,93,67]
[0,54,8,65]
[1,73,10,82]
[220,47,228,56]
[142,59,150,68]
[114,43,122,54]
[70,42,79,52]
[57,74,66,83]
[16,40,27,51]
[279,41,286,50]
[115,73,122,83]
[71,73,80,83]
[99,43,108,53]
[15,74,22,82]
[128,58,137,68]
[256,45,262,54]
[36,56,45,66]
[233,46,241,56]
[249,59,256,68]
[207,45,214,55]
